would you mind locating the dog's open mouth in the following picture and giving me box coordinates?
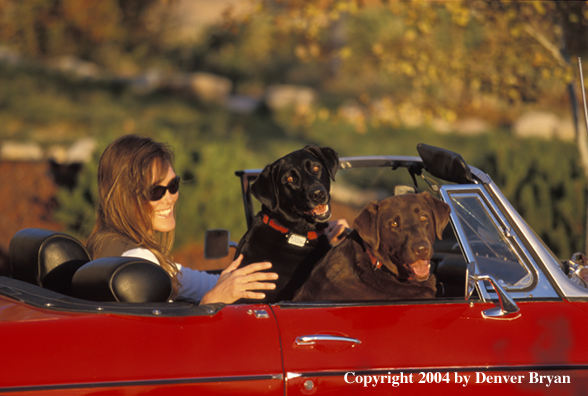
[306,204,331,222]
[408,259,431,281]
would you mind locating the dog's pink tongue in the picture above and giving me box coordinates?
[313,204,329,215]
[410,260,431,280]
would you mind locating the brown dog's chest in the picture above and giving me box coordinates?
[293,233,436,301]
[354,253,436,299]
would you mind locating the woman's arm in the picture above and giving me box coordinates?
[123,247,218,301]
[122,248,277,304]
[199,255,278,305]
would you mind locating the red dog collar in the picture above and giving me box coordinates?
[262,214,322,241]
[362,240,382,269]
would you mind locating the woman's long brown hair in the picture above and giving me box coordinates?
[86,134,180,293]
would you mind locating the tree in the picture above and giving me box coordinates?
[221,0,588,252]
[0,0,176,68]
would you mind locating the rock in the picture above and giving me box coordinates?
[129,70,165,94]
[48,55,101,78]
[454,117,489,136]
[330,183,385,207]
[397,102,423,128]
[0,45,22,65]
[0,141,43,161]
[513,111,560,140]
[189,72,232,104]
[265,84,317,110]
[555,117,583,141]
[66,137,97,163]
[47,145,69,163]
[430,118,453,134]
[338,101,365,123]
[225,95,262,114]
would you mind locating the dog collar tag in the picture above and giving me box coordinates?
[288,233,307,247]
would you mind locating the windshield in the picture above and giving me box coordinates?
[450,193,533,289]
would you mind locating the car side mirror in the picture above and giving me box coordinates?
[465,261,477,301]
[204,229,238,259]
[466,260,520,320]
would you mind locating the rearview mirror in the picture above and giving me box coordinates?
[204,229,237,259]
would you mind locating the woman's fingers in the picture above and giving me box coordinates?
[222,254,244,274]
[242,291,268,300]
[232,270,277,291]
[326,219,351,246]
[201,258,278,304]
[243,269,278,282]
[223,257,273,276]
[237,281,277,300]
[242,280,277,291]
[236,261,273,275]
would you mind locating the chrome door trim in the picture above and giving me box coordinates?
[295,335,362,346]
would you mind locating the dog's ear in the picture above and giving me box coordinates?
[423,192,451,239]
[304,145,339,181]
[353,201,380,251]
[251,162,280,211]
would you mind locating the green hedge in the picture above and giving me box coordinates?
[2,65,585,259]
[53,121,586,260]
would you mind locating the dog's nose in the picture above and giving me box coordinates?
[311,188,326,202]
[414,246,429,258]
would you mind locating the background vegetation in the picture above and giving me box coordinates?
[1,0,588,260]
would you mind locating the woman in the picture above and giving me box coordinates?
[86,134,278,304]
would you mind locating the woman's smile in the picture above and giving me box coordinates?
[150,163,179,233]
[155,208,173,217]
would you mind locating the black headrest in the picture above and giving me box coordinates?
[72,257,173,303]
[9,228,91,295]
[417,143,473,184]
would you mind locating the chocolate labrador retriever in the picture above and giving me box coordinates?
[293,192,451,301]
[235,145,339,302]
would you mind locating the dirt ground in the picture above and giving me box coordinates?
[0,161,63,275]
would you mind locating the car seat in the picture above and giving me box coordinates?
[9,228,91,295]
[9,228,173,303]
[71,256,173,303]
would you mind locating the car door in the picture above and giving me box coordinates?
[273,300,588,395]
[270,184,588,396]
[1,301,284,395]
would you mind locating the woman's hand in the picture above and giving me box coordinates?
[579,267,588,283]
[325,219,351,246]
[199,255,278,305]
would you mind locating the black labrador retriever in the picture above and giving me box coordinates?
[293,192,451,301]
[235,145,340,302]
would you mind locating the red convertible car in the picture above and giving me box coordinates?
[1,144,587,395]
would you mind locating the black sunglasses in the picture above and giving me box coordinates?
[150,176,180,201]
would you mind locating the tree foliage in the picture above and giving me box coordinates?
[3,0,588,260]
[0,0,176,68]
[211,0,588,129]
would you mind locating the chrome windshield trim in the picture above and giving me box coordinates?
[485,182,588,299]
[440,184,559,300]
[339,155,421,169]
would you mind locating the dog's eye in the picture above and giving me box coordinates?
[312,165,320,173]
[390,221,398,228]
[420,215,428,221]
[287,176,294,183]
